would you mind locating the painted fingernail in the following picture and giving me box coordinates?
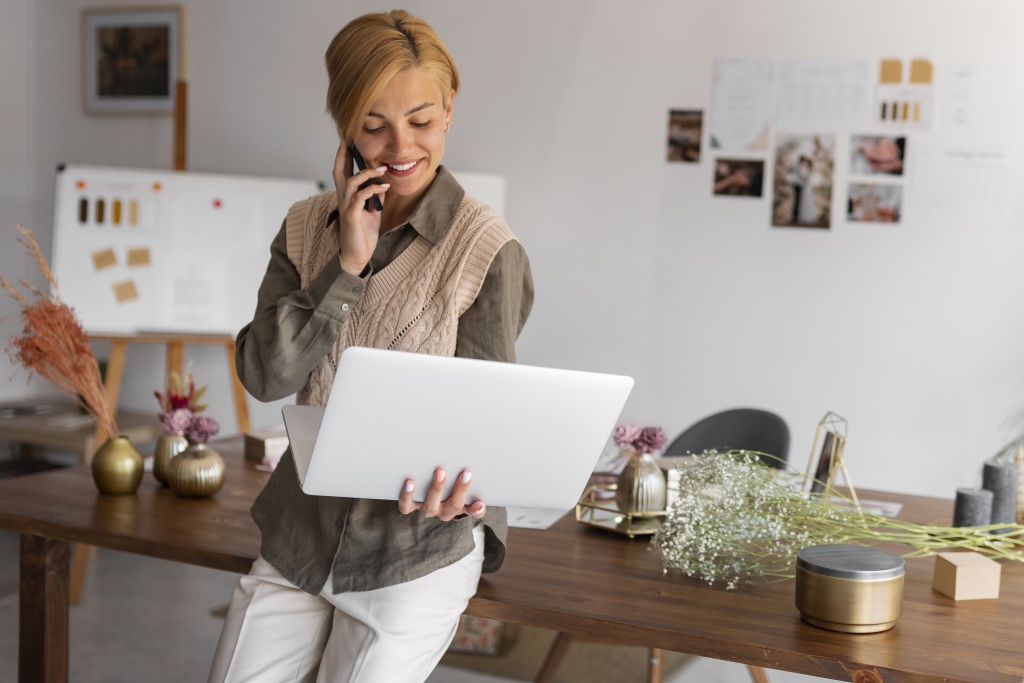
[434,469,446,483]
[473,503,486,516]
[404,480,414,493]
[375,166,386,172]
[461,471,472,484]
[379,183,390,188]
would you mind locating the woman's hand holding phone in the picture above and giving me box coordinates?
[333,143,390,275]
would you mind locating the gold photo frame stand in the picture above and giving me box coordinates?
[804,411,862,513]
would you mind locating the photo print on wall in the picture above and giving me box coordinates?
[772,134,835,229]
[713,159,764,197]
[847,183,902,224]
[666,109,703,162]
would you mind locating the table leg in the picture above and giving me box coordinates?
[20,535,69,683]
[647,647,664,683]
[748,664,770,683]
[534,631,574,683]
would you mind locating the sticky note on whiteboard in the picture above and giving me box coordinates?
[113,280,139,303]
[127,247,151,267]
[92,248,117,271]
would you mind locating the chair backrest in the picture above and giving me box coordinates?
[664,408,790,468]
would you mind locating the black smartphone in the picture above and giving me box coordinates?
[348,143,384,212]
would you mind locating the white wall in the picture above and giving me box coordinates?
[12,0,1024,503]
[0,0,35,401]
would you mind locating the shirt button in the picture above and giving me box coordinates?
[335,519,343,529]
[341,303,349,312]
[353,286,363,294]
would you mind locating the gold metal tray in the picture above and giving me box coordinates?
[575,483,666,538]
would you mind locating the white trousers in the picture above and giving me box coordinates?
[208,525,485,683]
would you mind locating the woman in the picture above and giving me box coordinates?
[790,155,819,225]
[208,10,534,682]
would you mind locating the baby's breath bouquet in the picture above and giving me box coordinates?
[653,450,1024,590]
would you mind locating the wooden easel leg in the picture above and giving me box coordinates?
[225,340,250,433]
[166,340,184,381]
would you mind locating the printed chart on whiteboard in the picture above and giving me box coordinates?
[51,164,323,335]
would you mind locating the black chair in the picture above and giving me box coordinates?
[664,407,790,468]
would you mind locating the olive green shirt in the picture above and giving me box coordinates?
[236,167,534,594]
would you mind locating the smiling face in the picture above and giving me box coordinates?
[352,67,454,216]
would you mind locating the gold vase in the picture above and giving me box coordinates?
[165,440,226,498]
[615,450,667,514]
[91,436,144,495]
[152,433,189,486]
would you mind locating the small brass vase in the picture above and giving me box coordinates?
[165,440,226,498]
[91,436,144,495]
[615,451,667,514]
[152,433,189,486]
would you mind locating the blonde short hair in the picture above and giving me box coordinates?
[325,10,459,142]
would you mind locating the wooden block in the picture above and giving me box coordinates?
[932,551,1001,600]
[243,428,288,463]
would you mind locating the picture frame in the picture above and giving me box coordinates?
[82,7,183,114]
[809,429,846,496]
[804,411,851,501]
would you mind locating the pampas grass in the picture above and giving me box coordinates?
[2,224,118,440]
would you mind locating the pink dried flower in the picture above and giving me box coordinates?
[185,414,220,443]
[163,408,193,435]
[613,422,668,456]
[613,423,642,449]
[636,426,668,455]
[154,368,208,420]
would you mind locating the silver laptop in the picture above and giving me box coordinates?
[282,347,634,510]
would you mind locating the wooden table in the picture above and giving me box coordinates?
[1,439,1022,683]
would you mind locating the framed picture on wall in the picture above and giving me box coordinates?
[82,7,183,114]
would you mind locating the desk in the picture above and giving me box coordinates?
[0,401,161,464]
[0,439,1021,683]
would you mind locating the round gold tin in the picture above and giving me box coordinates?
[795,544,905,633]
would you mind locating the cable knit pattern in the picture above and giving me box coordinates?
[285,190,514,407]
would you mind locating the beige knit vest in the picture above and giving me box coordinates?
[285,190,515,407]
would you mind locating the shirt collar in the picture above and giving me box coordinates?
[325,166,464,245]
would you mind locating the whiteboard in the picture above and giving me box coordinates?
[51,164,324,335]
[51,165,504,336]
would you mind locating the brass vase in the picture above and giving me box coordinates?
[615,450,667,514]
[152,433,189,486]
[91,436,144,495]
[165,440,226,498]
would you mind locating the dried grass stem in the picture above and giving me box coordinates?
[3,225,117,440]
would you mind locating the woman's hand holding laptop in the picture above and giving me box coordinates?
[399,467,486,520]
